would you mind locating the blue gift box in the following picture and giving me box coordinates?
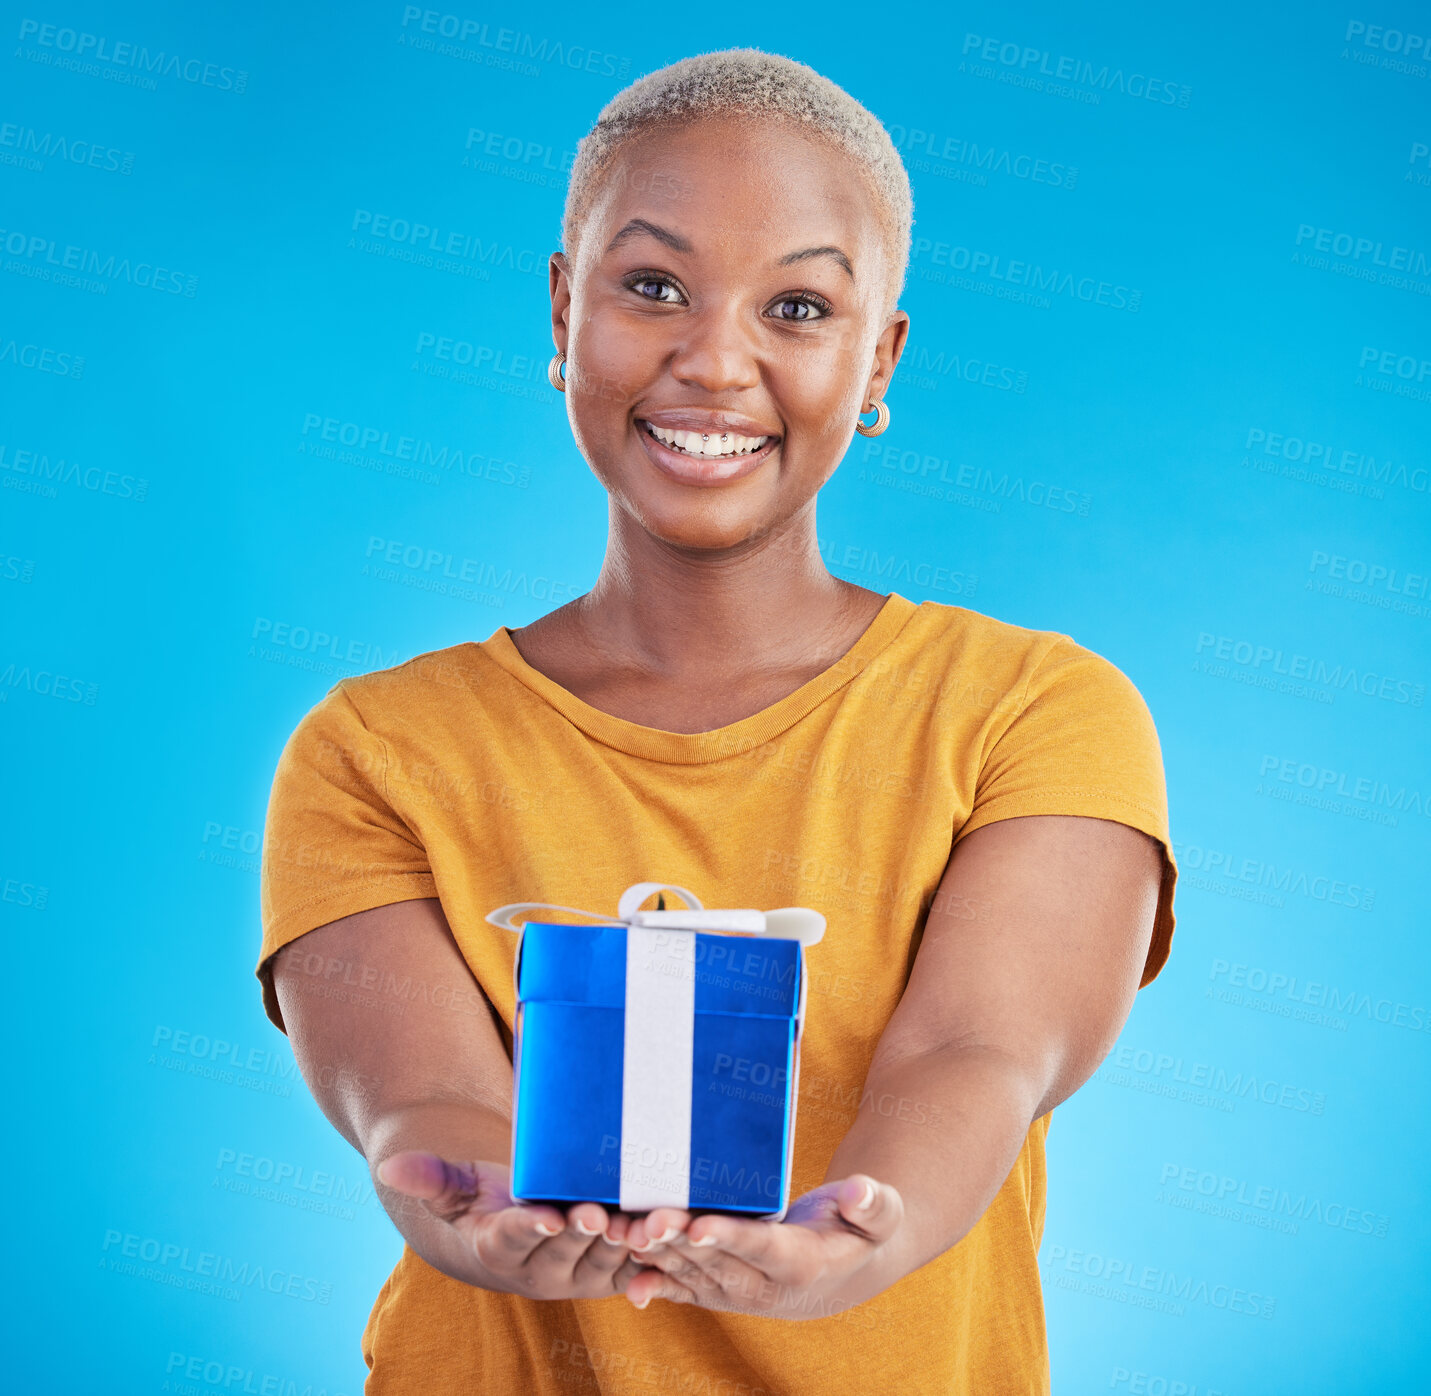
[488,883,824,1220]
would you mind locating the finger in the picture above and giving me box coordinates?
[635,1236,751,1305]
[636,1236,706,1283]
[649,1231,770,1305]
[376,1151,476,1205]
[515,1214,614,1277]
[531,1207,626,1266]
[624,1224,694,1277]
[574,1230,630,1281]
[832,1174,903,1241]
[682,1213,791,1276]
[378,1152,521,1230]
[565,1202,612,1240]
[628,1206,691,1253]
[626,1265,699,1311]
[563,1208,630,1281]
[521,1201,630,1275]
[475,1204,572,1270]
[611,1255,651,1292]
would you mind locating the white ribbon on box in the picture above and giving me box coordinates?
[487,882,825,1213]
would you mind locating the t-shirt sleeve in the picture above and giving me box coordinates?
[256,680,438,1031]
[953,635,1178,987]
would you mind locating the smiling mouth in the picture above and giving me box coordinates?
[640,421,774,458]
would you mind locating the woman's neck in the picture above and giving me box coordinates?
[505,512,889,729]
[587,570,876,679]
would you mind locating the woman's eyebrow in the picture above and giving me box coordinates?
[604,218,691,254]
[779,246,854,279]
[602,222,854,282]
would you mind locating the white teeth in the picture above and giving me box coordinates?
[646,424,771,457]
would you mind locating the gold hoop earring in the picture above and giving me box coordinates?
[855,399,890,437]
[547,351,566,392]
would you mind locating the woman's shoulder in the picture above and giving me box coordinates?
[892,597,1149,712]
[896,597,1080,670]
[309,641,492,732]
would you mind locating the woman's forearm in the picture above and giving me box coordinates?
[821,1043,1045,1297]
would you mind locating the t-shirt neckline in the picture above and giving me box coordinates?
[475,592,919,764]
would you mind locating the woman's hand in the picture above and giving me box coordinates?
[619,1173,904,1318]
[378,1150,649,1300]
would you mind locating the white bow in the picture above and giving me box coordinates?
[485,879,825,947]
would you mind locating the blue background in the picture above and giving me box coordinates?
[4,1,1428,1391]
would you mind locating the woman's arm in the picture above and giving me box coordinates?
[821,812,1162,1289]
[271,898,645,1298]
[622,814,1164,1314]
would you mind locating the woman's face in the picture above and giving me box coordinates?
[551,116,909,553]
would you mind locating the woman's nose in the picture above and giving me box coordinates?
[666,305,762,394]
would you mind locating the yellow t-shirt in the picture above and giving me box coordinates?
[257,592,1178,1395]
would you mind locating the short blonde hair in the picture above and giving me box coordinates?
[562,48,914,315]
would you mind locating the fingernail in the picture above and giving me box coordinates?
[573,1219,599,1236]
[633,1296,651,1310]
[858,1181,875,1210]
[653,1227,677,1245]
[535,1222,561,1236]
[690,1234,717,1248]
[600,1233,624,1246]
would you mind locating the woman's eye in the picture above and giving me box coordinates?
[771,298,827,321]
[632,279,682,303]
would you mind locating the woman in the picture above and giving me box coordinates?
[258,49,1178,1394]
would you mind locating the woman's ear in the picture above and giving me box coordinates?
[865,309,910,406]
[549,252,573,357]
